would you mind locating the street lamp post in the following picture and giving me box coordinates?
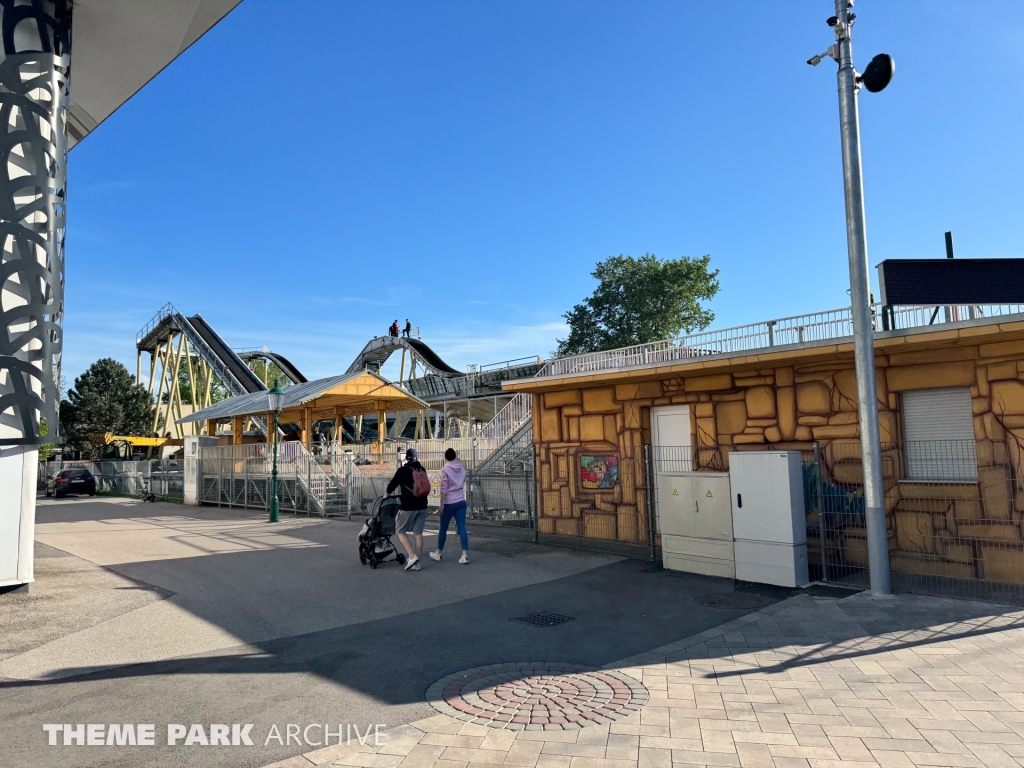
[267,380,283,523]
[809,1,895,595]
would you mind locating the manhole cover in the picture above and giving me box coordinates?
[426,662,649,729]
[512,611,574,627]
[698,593,774,609]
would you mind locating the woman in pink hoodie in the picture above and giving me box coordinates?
[429,448,469,564]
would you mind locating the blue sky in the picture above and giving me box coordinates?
[65,0,1024,386]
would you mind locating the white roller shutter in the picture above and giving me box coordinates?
[902,388,977,481]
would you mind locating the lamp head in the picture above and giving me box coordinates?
[858,53,895,93]
[267,379,284,415]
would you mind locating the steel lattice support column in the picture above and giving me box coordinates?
[0,0,71,446]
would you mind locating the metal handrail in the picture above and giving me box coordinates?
[170,313,252,400]
[334,437,503,470]
[293,441,331,513]
[199,442,331,514]
[479,392,532,442]
[136,302,177,343]
[537,303,1024,380]
[474,355,544,373]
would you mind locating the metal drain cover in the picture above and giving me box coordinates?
[698,593,774,609]
[512,611,575,627]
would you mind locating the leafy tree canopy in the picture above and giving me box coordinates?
[167,359,228,406]
[246,359,289,392]
[555,253,720,357]
[60,358,155,457]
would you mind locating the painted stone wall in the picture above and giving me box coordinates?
[534,384,654,541]
[533,335,1024,582]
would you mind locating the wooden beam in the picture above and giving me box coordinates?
[152,336,174,434]
[377,403,386,455]
[202,360,213,409]
[184,338,197,436]
[163,333,186,438]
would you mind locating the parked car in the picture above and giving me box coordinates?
[46,468,96,498]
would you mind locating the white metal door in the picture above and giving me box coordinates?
[651,405,692,472]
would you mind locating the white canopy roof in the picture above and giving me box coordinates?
[68,0,244,148]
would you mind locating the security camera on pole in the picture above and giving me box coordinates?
[808,0,895,596]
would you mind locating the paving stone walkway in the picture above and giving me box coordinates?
[266,592,1024,768]
[426,663,650,729]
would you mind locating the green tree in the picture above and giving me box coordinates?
[246,359,289,390]
[555,254,720,357]
[60,359,155,458]
[170,360,228,406]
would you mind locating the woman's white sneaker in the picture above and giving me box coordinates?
[429,550,442,561]
[404,555,419,571]
[459,554,469,564]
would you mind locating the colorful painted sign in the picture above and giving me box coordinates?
[580,455,619,489]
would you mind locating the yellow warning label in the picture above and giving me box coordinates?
[706,490,713,497]
[672,489,679,496]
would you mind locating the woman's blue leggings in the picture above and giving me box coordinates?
[438,500,468,551]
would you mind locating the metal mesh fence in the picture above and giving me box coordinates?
[41,460,184,502]
[806,439,1024,602]
[465,472,537,542]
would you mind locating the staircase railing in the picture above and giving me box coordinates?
[479,392,531,442]
[170,313,251,398]
[290,441,331,514]
[476,419,534,474]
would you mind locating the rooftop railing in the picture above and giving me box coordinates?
[537,303,1024,380]
[468,356,544,374]
[136,302,177,343]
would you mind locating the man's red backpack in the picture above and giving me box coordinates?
[411,466,431,497]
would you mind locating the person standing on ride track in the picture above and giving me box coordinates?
[386,448,430,571]
[430,448,469,564]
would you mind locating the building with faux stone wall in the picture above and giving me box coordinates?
[504,313,1024,585]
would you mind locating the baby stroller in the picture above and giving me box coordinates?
[358,496,407,569]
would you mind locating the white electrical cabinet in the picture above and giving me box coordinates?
[729,451,809,587]
[0,446,38,590]
[658,472,734,578]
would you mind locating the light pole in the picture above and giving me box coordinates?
[267,380,283,523]
[809,1,895,595]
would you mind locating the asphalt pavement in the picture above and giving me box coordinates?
[0,496,785,768]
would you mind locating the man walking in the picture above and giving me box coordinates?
[403,319,411,338]
[386,448,431,570]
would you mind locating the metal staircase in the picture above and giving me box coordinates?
[473,393,533,473]
[475,419,533,473]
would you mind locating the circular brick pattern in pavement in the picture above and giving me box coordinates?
[425,662,649,730]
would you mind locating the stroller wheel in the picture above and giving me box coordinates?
[359,553,367,565]
[396,553,407,565]
[369,557,378,569]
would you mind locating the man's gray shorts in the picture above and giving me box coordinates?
[396,508,428,535]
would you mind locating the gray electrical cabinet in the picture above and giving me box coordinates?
[729,451,809,587]
[657,472,734,578]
